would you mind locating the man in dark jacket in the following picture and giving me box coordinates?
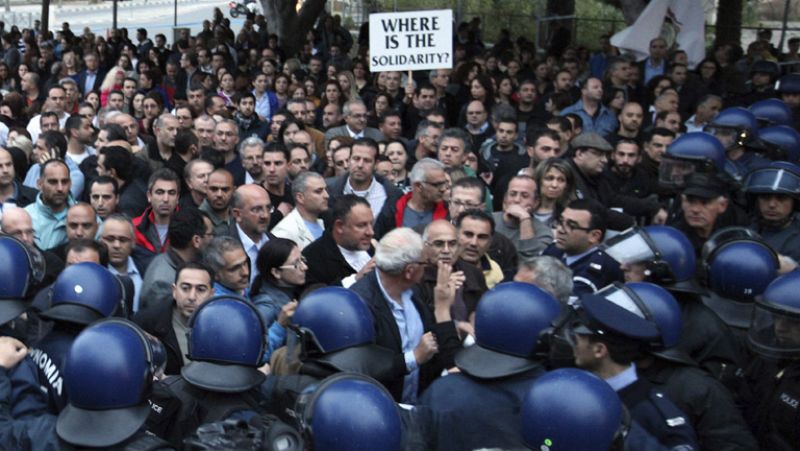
[134,262,214,376]
[303,195,375,288]
[350,227,460,403]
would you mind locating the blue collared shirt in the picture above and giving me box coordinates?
[560,100,618,138]
[376,269,424,404]
[109,256,143,313]
[606,363,638,392]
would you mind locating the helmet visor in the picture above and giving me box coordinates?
[658,156,698,191]
[748,302,800,360]
[704,125,739,148]
[603,229,657,265]
[745,167,800,195]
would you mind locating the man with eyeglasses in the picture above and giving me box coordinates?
[213,119,246,185]
[350,226,459,403]
[416,219,487,325]
[543,198,624,295]
[324,99,384,149]
[101,214,143,313]
[231,183,274,285]
[376,158,449,238]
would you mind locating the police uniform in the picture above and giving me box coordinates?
[27,325,81,413]
[417,368,544,451]
[672,292,746,384]
[753,215,800,263]
[572,294,699,450]
[543,244,625,295]
[640,357,759,451]
[748,359,800,450]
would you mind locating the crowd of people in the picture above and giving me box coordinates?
[0,5,798,450]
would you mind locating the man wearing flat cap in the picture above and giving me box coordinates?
[566,132,666,230]
[669,172,749,255]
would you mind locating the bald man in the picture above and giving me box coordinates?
[416,220,488,324]
[231,184,274,285]
[2,206,65,299]
[50,202,99,263]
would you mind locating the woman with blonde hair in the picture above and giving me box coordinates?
[99,66,126,107]
[336,70,360,101]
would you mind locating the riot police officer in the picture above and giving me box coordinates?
[566,291,699,450]
[600,282,759,451]
[29,262,124,413]
[775,72,800,130]
[417,282,561,450]
[0,319,173,449]
[704,107,770,178]
[749,98,795,128]
[261,286,397,422]
[701,228,780,344]
[147,295,275,446]
[746,270,800,449]
[520,368,627,451]
[744,161,800,262]
[294,373,402,451]
[758,125,800,163]
[604,225,745,382]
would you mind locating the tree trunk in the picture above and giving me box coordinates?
[262,0,327,58]
[715,0,742,47]
[545,0,575,53]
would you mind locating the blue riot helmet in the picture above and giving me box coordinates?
[455,282,561,379]
[568,293,661,351]
[704,236,778,331]
[40,262,122,325]
[704,107,759,150]
[290,286,395,378]
[748,270,800,360]
[183,295,266,392]
[595,282,683,350]
[745,161,800,198]
[0,235,44,324]
[295,373,402,451]
[56,319,154,448]
[754,127,800,163]
[659,132,726,191]
[776,73,800,94]
[604,226,702,294]
[749,99,794,127]
[521,368,624,451]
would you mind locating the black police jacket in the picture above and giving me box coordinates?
[640,358,758,451]
[748,359,800,451]
[618,377,699,450]
[416,367,545,451]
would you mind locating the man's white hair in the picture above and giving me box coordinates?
[375,227,423,274]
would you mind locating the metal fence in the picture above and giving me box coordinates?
[0,11,35,29]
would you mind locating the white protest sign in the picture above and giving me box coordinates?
[369,9,453,72]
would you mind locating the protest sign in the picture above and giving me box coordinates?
[369,9,453,72]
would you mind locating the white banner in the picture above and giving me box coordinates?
[610,0,706,69]
[369,9,453,72]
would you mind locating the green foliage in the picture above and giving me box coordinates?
[574,0,624,50]
[365,0,634,53]
[372,0,545,44]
